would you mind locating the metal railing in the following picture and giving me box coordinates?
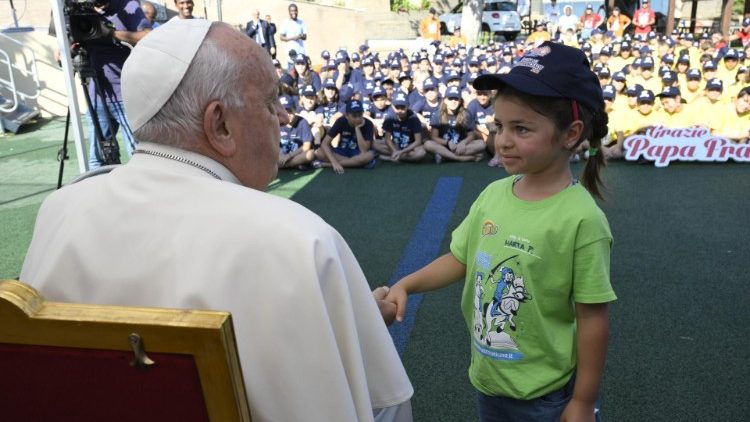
[0,31,41,115]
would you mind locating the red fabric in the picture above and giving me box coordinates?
[0,342,209,421]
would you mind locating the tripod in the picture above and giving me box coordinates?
[57,46,121,189]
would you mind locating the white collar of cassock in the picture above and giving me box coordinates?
[134,142,241,185]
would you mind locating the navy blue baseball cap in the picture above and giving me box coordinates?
[706,78,723,91]
[468,56,480,66]
[677,54,690,64]
[321,50,331,60]
[641,56,655,69]
[452,58,463,67]
[662,53,675,64]
[445,86,462,99]
[724,49,738,60]
[294,55,307,64]
[473,42,604,114]
[359,44,369,53]
[686,68,702,80]
[661,71,676,83]
[657,86,681,98]
[423,77,438,90]
[433,54,445,64]
[637,89,655,103]
[279,95,295,110]
[600,46,612,56]
[597,67,611,78]
[392,91,409,107]
[602,84,616,100]
[362,57,373,66]
[371,86,386,98]
[351,52,361,62]
[346,99,364,114]
[398,71,412,81]
[612,71,626,82]
[626,84,644,96]
[389,60,401,69]
[323,78,337,89]
[300,85,316,97]
[446,70,462,82]
[703,60,717,70]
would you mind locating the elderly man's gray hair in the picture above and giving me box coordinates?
[134,24,245,146]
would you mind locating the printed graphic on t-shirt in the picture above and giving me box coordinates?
[472,251,533,361]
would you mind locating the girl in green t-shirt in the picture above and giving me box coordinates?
[386,41,616,422]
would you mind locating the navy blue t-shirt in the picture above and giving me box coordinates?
[327,116,374,155]
[383,114,423,149]
[429,111,476,144]
[315,102,344,127]
[466,99,494,126]
[412,99,441,122]
[367,104,390,120]
[280,118,314,154]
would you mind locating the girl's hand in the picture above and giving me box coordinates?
[561,398,596,422]
[384,283,409,322]
[372,286,397,326]
[332,161,345,175]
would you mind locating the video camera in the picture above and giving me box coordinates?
[64,0,115,44]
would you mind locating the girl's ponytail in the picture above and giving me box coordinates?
[581,110,609,200]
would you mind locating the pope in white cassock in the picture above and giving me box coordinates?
[20,19,413,422]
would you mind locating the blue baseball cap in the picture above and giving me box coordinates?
[423,77,438,90]
[626,84,644,96]
[346,99,364,114]
[686,68,702,80]
[662,53,675,64]
[433,54,445,64]
[446,70,462,82]
[392,91,409,107]
[612,71,626,82]
[602,84,616,100]
[294,55,307,64]
[706,78,723,91]
[468,56,480,66]
[321,50,331,60]
[597,67,611,78]
[703,60,717,70]
[445,86,462,99]
[486,56,497,65]
[362,57,373,66]
[641,56,655,69]
[637,89,655,103]
[677,54,691,64]
[657,86,681,98]
[600,46,612,56]
[452,58,463,67]
[371,86,386,98]
[300,85,316,97]
[661,71,676,83]
[473,41,604,114]
[359,44,369,53]
[279,95,295,110]
[724,49,738,60]
[398,71,412,81]
[351,52,360,62]
[389,60,401,69]
[325,60,337,70]
[323,78,337,89]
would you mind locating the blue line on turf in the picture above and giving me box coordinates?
[388,176,463,357]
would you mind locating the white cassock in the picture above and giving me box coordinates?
[21,142,413,422]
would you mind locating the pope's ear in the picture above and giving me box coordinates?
[203,100,236,157]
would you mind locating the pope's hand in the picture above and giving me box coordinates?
[372,286,397,326]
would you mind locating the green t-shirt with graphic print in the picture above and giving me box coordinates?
[450,176,616,400]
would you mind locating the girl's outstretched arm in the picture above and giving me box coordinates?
[386,253,466,322]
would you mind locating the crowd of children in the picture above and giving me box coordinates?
[274,23,750,171]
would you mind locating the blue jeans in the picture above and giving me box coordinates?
[476,373,603,422]
[86,99,137,169]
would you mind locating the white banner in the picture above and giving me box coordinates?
[623,126,750,167]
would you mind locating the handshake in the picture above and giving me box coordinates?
[372,285,408,326]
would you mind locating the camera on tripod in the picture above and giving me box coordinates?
[61,0,121,166]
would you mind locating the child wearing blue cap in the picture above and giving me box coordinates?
[278,96,316,169]
[385,42,615,422]
[425,86,484,163]
[316,78,344,130]
[375,92,427,163]
[314,100,376,174]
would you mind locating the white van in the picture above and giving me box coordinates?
[439,0,522,41]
